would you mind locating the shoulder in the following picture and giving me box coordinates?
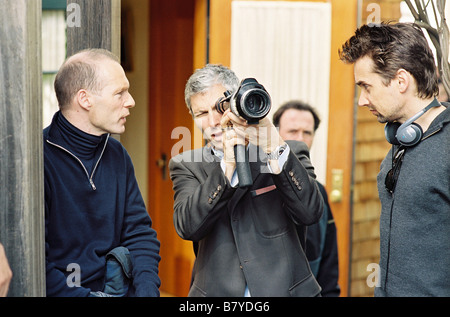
[285,140,310,158]
[43,125,50,137]
[43,122,55,143]
[316,182,327,197]
[169,146,215,167]
[107,135,128,153]
[432,102,450,130]
[105,135,134,165]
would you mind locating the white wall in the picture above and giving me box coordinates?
[230,1,332,184]
[121,0,150,205]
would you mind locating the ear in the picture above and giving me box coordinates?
[76,89,92,111]
[395,69,410,94]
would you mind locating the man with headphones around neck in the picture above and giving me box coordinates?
[340,22,449,296]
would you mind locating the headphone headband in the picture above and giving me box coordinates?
[385,98,441,146]
[397,98,440,131]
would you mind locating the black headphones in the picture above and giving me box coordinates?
[385,98,441,146]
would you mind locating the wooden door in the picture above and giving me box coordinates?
[147,0,197,296]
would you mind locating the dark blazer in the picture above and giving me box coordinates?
[169,140,323,297]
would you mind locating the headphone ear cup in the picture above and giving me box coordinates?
[385,122,401,145]
[397,122,423,146]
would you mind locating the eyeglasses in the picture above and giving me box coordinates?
[385,146,406,194]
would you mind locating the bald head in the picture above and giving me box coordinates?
[54,48,120,109]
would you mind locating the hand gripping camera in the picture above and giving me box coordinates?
[215,78,272,187]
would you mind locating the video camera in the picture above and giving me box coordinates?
[215,78,272,187]
[215,78,271,124]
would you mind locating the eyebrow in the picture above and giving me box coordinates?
[194,102,216,114]
[113,84,129,94]
[192,108,208,116]
[356,80,369,87]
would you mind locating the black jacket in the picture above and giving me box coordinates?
[304,183,340,297]
[169,140,323,296]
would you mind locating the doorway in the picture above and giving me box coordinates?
[147,0,197,297]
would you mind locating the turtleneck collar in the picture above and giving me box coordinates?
[54,111,105,160]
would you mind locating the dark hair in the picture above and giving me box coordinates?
[273,100,321,131]
[339,22,439,99]
[54,48,120,108]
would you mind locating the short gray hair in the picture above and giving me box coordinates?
[54,48,120,109]
[184,64,239,114]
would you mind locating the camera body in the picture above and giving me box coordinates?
[214,78,271,187]
[215,78,271,124]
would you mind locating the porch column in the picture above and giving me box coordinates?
[0,0,45,297]
[66,0,121,57]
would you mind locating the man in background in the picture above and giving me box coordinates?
[273,100,340,297]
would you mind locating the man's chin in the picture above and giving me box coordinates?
[210,138,223,151]
[108,126,126,135]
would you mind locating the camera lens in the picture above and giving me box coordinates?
[239,89,271,121]
[246,93,265,113]
[221,78,271,123]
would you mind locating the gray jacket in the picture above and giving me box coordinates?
[169,140,323,297]
[375,105,450,296]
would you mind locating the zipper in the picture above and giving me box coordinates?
[421,127,441,142]
[384,192,395,291]
[46,134,110,191]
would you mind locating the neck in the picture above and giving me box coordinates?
[415,98,446,132]
[402,97,445,132]
[61,108,103,136]
[55,111,104,159]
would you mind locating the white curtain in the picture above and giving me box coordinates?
[230,1,332,184]
[42,10,66,128]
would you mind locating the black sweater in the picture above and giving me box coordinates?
[44,111,160,296]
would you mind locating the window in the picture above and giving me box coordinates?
[230,1,332,184]
[42,0,66,127]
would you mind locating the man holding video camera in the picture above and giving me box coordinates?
[169,64,323,296]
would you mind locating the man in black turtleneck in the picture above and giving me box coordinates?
[43,49,161,297]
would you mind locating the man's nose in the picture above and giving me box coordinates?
[208,109,221,127]
[125,92,135,108]
[296,133,305,142]
[358,91,369,107]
